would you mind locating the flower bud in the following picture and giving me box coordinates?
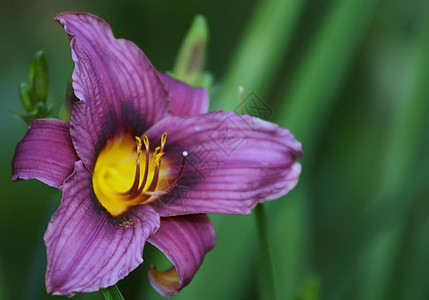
[29,50,49,103]
[173,15,213,89]
[11,50,53,125]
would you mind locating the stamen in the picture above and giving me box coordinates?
[143,152,163,194]
[117,133,187,203]
[139,151,188,197]
[137,135,150,195]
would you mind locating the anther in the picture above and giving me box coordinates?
[135,136,142,151]
[153,146,161,159]
[143,135,149,150]
[154,152,164,165]
[135,136,142,164]
[161,132,167,148]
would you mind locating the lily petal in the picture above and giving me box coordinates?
[55,12,170,171]
[147,214,216,297]
[157,72,209,117]
[145,111,302,215]
[12,119,78,188]
[44,161,160,296]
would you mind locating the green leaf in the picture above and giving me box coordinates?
[101,285,125,300]
[9,108,32,125]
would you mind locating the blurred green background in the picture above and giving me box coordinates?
[1,0,429,299]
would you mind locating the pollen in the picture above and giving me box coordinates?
[92,133,187,217]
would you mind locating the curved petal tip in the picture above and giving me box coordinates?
[147,215,215,297]
[148,267,181,297]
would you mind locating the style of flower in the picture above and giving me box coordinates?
[12,12,303,297]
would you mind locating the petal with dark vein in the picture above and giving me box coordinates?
[55,12,170,171]
[12,119,78,188]
[44,160,160,295]
[143,111,302,216]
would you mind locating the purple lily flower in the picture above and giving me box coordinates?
[12,12,302,297]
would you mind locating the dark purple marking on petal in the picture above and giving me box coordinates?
[147,214,215,297]
[157,72,209,117]
[70,101,151,172]
[44,160,160,296]
[143,111,302,216]
[55,12,170,171]
[12,119,78,188]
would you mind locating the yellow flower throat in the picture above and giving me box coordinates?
[92,133,187,217]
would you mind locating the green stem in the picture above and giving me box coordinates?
[255,204,275,300]
[101,284,125,300]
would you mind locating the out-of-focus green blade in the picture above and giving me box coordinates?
[324,159,429,300]
[278,0,379,148]
[355,227,403,300]
[398,210,429,300]
[270,189,310,300]
[273,0,379,299]
[212,0,305,110]
[373,9,429,205]
[101,285,125,300]
[0,259,8,300]
[356,6,429,300]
